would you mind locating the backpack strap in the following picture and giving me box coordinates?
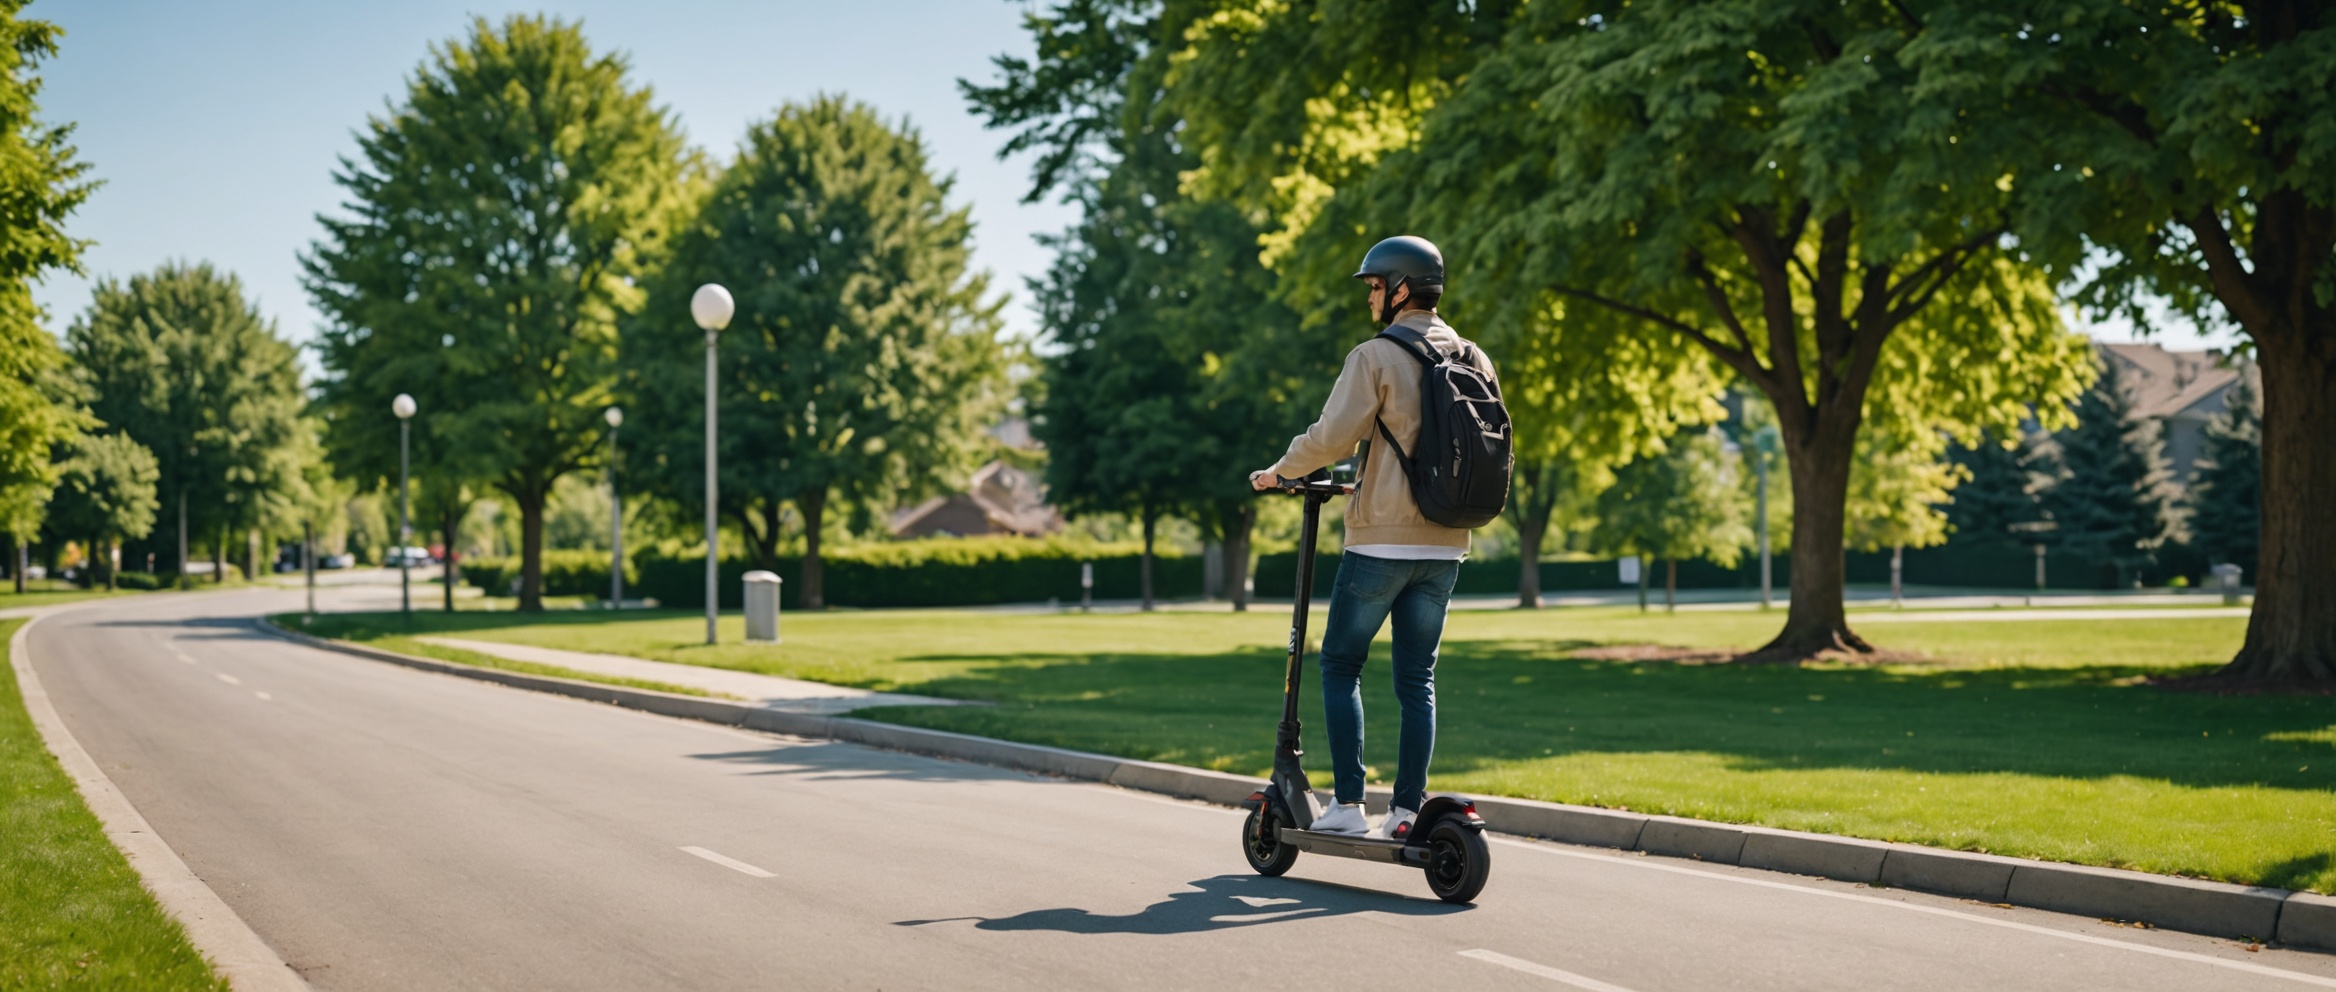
[1374,325,1449,368]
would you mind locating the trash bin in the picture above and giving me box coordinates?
[743,570,782,642]
[2211,563,2244,606]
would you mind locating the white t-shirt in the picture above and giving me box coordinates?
[1344,544,1467,561]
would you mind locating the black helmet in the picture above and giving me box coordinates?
[1352,236,1444,323]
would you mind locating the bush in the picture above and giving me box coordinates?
[637,535,1203,609]
[112,571,169,591]
[461,551,633,598]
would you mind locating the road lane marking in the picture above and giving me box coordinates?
[254,692,272,702]
[214,673,241,686]
[1459,950,1638,992]
[679,846,774,878]
[1488,838,2336,988]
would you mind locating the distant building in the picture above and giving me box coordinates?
[2097,343,2256,487]
[887,417,1064,538]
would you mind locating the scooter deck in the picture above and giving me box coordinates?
[1279,828,1430,866]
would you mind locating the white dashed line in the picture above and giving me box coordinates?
[214,673,241,686]
[1459,950,1638,991]
[679,846,774,878]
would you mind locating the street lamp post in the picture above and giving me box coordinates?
[392,393,416,620]
[605,406,624,609]
[692,284,734,645]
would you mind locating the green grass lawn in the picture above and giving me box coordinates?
[294,604,2336,894]
[0,586,133,613]
[0,619,228,990]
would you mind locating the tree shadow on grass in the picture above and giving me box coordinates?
[859,642,2336,794]
[895,874,1465,935]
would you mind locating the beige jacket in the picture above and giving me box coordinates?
[1267,310,1499,549]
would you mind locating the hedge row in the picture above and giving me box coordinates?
[638,536,1204,609]
[462,550,634,598]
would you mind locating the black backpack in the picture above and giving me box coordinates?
[1372,326,1513,529]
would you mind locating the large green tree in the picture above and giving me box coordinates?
[1974,0,2335,682]
[1945,430,2044,546]
[1592,428,1753,612]
[1158,0,2096,659]
[68,263,307,583]
[623,97,1005,609]
[45,431,157,588]
[0,2,95,587]
[307,15,687,611]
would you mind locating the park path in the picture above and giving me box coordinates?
[23,585,2336,991]
[410,635,969,713]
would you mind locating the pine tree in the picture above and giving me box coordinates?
[2037,357,2172,586]
[2187,376,2261,578]
[1945,430,2042,546]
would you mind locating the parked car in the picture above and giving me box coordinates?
[319,553,355,570]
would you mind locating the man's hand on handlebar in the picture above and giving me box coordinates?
[1248,469,1278,492]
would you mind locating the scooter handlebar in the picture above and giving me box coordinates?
[1266,475,1355,496]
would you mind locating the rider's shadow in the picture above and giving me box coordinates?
[896,874,1468,936]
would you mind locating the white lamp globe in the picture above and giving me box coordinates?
[605,406,624,428]
[392,393,417,420]
[691,284,735,332]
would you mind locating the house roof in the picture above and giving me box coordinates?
[2098,342,2249,420]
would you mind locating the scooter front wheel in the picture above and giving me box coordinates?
[1242,805,1298,876]
[1422,817,1490,903]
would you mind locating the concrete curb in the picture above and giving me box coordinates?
[261,618,2331,953]
[14,609,311,991]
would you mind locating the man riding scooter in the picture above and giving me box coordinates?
[1249,235,1506,839]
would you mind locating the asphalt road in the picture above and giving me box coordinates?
[28,586,2336,991]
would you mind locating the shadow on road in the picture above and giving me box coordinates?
[894,874,1466,935]
[687,742,1046,785]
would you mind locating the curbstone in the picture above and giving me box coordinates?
[1877,844,2023,902]
[742,708,833,738]
[1106,760,1266,806]
[2278,892,2336,951]
[2005,860,2285,941]
[1740,828,1888,883]
[1474,797,1647,850]
[1637,816,1748,864]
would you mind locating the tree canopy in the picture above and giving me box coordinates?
[1154,0,2098,658]
[307,14,688,610]
[45,431,158,586]
[2187,376,2261,578]
[2036,356,2173,584]
[622,97,1005,609]
[68,263,306,578]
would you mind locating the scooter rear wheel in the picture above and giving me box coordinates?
[1242,806,1298,876]
[1422,816,1490,903]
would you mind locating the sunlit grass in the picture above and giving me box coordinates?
[292,603,2333,893]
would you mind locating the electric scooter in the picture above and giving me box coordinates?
[1238,469,1491,903]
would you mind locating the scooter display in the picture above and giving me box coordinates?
[1238,470,1491,903]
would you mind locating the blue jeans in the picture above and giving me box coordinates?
[1318,553,1459,813]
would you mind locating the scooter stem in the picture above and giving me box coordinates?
[1271,486,1330,825]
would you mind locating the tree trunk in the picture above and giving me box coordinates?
[6,533,19,594]
[246,528,259,585]
[211,528,225,585]
[1665,558,1677,612]
[737,501,783,571]
[1139,507,1156,613]
[1517,524,1545,609]
[517,485,547,612]
[1746,420,1870,661]
[440,506,463,613]
[1512,463,1557,609]
[1221,504,1253,613]
[2216,323,2336,683]
[1635,555,1648,612]
[798,488,826,610]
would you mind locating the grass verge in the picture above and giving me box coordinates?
[293,604,2334,894]
[0,618,228,990]
[273,613,715,698]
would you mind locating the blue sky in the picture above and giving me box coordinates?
[27,1,2232,358]
[27,0,1075,352]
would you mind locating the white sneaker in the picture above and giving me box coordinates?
[1312,802,1368,834]
[1376,807,1418,841]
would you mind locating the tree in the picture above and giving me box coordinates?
[45,432,157,587]
[307,15,688,611]
[623,97,1004,609]
[0,2,96,590]
[1945,429,2044,546]
[1591,429,1753,612]
[1976,1,2335,681]
[2188,375,2261,580]
[1157,0,2096,659]
[68,263,306,584]
[2036,356,2172,588]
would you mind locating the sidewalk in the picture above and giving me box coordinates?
[411,636,974,714]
